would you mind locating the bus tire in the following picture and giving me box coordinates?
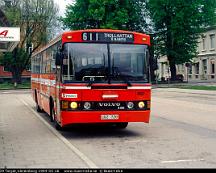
[54,119,65,131]
[35,91,43,113]
[116,122,128,129]
[55,121,63,131]
[52,107,64,131]
[36,104,43,112]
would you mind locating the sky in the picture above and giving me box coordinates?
[52,0,75,36]
[54,0,75,17]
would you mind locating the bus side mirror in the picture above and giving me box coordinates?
[55,52,63,66]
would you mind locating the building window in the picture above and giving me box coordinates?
[203,59,207,74]
[195,62,199,74]
[211,60,215,74]
[210,34,215,50]
[25,43,34,54]
[188,64,192,74]
[26,67,31,72]
[3,66,10,72]
[202,36,206,51]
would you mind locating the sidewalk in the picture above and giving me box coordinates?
[152,81,216,88]
[0,92,87,168]
[153,87,216,95]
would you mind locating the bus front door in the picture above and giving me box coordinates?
[55,66,61,124]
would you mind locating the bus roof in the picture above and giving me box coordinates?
[62,29,150,45]
[32,29,150,57]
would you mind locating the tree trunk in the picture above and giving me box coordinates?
[149,58,155,82]
[149,52,157,82]
[149,34,158,82]
[12,68,22,85]
[168,56,177,81]
[11,47,23,85]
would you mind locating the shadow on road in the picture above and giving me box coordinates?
[32,105,147,140]
[59,124,143,140]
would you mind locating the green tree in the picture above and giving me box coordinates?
[61,0,148,32]
[147,0,216,80]
[0,0,59,84]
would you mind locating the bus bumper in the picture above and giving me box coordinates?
[60,110,150,127]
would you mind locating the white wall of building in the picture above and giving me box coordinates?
[156,27,216,82]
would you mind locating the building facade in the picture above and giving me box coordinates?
[0,66,30,83]
[0,8,30,83]
[156,27,216,82]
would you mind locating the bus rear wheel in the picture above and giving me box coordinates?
[116,122,128,129]
[50,106,55,122]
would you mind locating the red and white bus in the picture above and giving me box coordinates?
[31,29,151,130]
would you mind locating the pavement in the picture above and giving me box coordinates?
[1,88,216,168]
[0,90,91,168]
[152,81,216,88]
[153,87,216,95]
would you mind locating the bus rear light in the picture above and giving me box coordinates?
[62,101,69,109]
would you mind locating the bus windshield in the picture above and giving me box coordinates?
[62,43,149,84]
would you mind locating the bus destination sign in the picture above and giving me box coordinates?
[82,32,134,43]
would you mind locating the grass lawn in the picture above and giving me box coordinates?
[176,85,216,91]
[0,82,30,90]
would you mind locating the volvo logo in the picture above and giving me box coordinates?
[99,102,121,107]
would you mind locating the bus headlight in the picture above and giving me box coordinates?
[70,102,78,109]
[84,102,91,110]
[127,102,134,109]
[138,101,145,109]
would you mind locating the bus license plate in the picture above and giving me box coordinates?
[101,114,119,120]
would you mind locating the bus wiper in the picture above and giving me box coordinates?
[87,80,94,87]
[111,58,131,86]
[82,76,106,86]
[118,74,131,86]
[112,73,131,86]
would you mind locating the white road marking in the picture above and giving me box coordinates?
[19,99,98,168]
[161,159,205,164]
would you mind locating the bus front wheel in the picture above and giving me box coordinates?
[116,122,128,129]
[55,121,63,131]
[52,107,64,131]
[36,104,43,113]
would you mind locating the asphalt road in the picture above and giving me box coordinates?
[1,88,216,168]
